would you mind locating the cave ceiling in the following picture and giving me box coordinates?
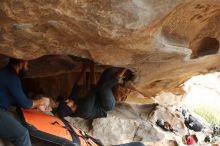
[1,0,220,97]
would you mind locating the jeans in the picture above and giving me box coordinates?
[77,68,117,112]
[0,109,32,146]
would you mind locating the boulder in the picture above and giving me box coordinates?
[1,0,220,98]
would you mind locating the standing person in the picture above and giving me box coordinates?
[57,62,129,119]
[0,58,51,146]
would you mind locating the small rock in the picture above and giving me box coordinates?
[13,23,33,31]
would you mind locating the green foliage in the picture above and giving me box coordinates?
[194,106,220,126]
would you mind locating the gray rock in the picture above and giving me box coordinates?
[13,23,33,31]
[92,116,139,145]
[65,116,91,133]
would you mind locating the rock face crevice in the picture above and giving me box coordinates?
[191,37,219,58]
[1,0,220,99]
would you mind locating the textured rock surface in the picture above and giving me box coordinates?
[64,103,185,145]
[65,103,220,146]
[1,0,220,98]
[64,102,219,146]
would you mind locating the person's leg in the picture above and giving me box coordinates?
[98,87,116,111]
[75,63,105,118]
[97,68,127,111]
[97,67,120,87]
[97,68,125,90]
[0,109,32,146]
[77,91,99,118]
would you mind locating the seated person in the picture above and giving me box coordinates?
[57,62,132,119]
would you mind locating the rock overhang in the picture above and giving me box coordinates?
[1,0,220,99]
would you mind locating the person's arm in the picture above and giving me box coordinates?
[69,63,88,99]
[7,76,33,108]
[8,76,50,109]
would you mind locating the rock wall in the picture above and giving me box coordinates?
[66,103,186,146]
[1,0,220,98]
[162,0,220,58]
[65,102,219,145]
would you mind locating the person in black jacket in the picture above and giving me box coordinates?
[57,62,131,119]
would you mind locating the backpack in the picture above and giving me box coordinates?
[17,108,104,146]
[185,115,203,132]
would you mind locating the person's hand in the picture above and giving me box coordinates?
[117,68,127,79]
[35,97,52,112]
[64,99,77,112]
[38,105,52,112]
[32,97,50,109]
[65,99,74,107]
[116,68,127,84]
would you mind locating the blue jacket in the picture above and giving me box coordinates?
[0,66,33,110]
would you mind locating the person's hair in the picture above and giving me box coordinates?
[8,58,26,67]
